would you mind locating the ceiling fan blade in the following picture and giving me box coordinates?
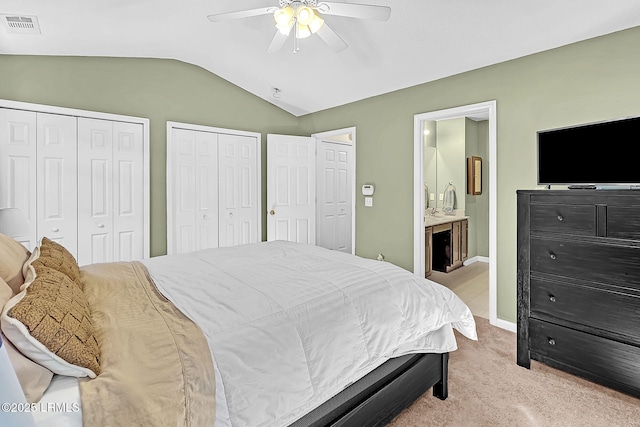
[267,29,291,54]
[207,7,275,22]
[316,24,348,52]
[316,2,391,21]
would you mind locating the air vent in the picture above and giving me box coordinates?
[1,14,41,34]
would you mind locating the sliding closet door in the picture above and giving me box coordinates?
[0,108,37,249]
[113,121,144,261]
[169,128,218,254]
[36,113,78,256]
[78,118,114,265]
[218,134,259,247]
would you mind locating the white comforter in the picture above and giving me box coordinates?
[142,241,477,427]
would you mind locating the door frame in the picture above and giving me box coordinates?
[312,127,356,254]
[413,101,506,331]
[1,98,150,258]
[166,121,262,254]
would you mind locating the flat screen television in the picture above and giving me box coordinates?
[537,116,640,187]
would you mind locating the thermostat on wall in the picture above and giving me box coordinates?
[362,184,375,196]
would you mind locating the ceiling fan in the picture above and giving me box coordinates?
[207,1,391,53]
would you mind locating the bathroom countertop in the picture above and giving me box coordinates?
[424,214,469,227]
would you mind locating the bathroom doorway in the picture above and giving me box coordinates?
[413,101,501,328]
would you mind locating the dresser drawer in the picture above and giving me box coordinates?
[530,204,595,235]
[529,319,640,392]
[530,237,640,290]
[530,278,640,340]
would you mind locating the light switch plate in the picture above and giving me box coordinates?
[365,197,373,207]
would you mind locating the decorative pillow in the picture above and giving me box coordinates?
[32,237,82,290]
[1,277,53,403]
[1,264,100,378]
[0,233,30,295]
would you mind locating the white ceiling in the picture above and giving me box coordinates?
[1,1,639,116]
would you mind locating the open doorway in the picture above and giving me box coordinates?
[413,101,505,330]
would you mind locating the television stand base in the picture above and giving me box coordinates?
[568,185,597,190]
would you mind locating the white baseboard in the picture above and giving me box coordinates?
[463,255,489,266]
[492,317,517,333]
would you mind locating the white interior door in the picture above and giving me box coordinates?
[112,121,144,261]
[267,134,316,244]
[218,133,258,247]
[78,118,114,265]
[169,128,219,254]
[316,140,353,253]
[36,113,78,256]
[0,108,37,249]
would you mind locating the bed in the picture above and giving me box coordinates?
[1,234,477,427]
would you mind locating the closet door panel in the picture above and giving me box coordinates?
[113,121,144,261]
[0,108,37,248]
[78,118,114,266]
[195,131,218,251]
[171,128,197,254]
[218,134,258,247]
[36,113,78,257]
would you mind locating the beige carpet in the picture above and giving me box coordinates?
[389,317,640,427]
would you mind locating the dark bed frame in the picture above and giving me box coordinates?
[290,352,449,427]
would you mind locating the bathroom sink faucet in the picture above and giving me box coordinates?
[429,207,439,216]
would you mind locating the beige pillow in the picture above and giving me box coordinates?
[33,237,82,289]
[1,264,100,378]
[0,233,30,295]
[1,277,54,403]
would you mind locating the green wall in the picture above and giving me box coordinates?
[0,56,300,255]
[297,26,640,323]
[2,25,639,324]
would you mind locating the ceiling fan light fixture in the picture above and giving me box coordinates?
[296,23,312,39]
[296,6,315,26]
[308,13,324,34]
[274,6,294,26]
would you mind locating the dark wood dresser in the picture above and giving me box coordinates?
[517,189,640,397]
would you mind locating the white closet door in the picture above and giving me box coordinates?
[36,113,78,256]
[0,108,37,249]
[113,121,144,261]
[170,128,219,254]
[316,141,353,253]
[218,134,258,247]
[194,131,219,250]
[77,118,114,265]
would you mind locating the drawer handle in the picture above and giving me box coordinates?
[549,253,557,260]
[549,295,556,303]
[548,338,556,346]
[557,215,564,222]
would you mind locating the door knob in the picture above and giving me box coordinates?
[270,210,275,216]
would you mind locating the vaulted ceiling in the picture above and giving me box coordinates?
[1,1,639,116]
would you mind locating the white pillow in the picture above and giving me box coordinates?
[0,334,37,427]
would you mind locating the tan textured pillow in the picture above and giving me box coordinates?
[33,237,82,290]
[1,264,100,378]
[0,233,30,295]
[0,277,54,403]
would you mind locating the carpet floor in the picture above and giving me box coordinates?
[388,317,640,427]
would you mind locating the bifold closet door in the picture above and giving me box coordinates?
[170,128,219,254]
[218,134,259,247]
[36,113,78,256]
[77,118,144,265]
[0,108,37,249]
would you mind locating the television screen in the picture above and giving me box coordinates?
[537,116,640,185]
